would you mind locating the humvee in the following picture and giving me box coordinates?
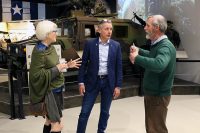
[1,14,146,81]
[54,15,146,77]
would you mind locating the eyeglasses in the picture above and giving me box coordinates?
[99,19,112,24]
[52,30,57,33]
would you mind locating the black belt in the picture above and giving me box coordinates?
[98,75,108,79]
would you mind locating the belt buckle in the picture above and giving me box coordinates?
[99,75,106,79]
[99,75,104,79]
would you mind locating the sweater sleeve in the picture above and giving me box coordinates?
[139,48,150,57]
[50,66,60,81]
[29,50,52,103]
[135,46,171,73]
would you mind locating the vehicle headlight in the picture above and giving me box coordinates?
[7,46,10,52]
[15,47,18,54]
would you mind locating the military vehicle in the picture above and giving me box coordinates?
[0,13,146,82]
[54,14,146,77]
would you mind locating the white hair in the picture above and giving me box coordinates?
[35,20,57,41]
[147,15,167,33]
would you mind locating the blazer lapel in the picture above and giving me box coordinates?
[94,38,99,65]
[108,41,112,65]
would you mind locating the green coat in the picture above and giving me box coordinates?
[135,38,176,96]
[29,44,64,103]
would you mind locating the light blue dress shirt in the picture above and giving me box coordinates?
[98,38,110,75]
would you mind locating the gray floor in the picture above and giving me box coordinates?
[0,95,200,133]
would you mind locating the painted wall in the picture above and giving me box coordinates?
[118,0,200,83]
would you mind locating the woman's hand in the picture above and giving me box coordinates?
[67,58,82,68]
[56,63,68,72]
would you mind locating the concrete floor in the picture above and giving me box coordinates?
[0,95,200,133]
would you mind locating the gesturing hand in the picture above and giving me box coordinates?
[129,45,139,64]
[67,58,82,68]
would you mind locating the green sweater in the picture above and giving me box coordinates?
[29,45,64,103]
[135,38,176,96]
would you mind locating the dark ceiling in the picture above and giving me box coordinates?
[13,0,67,4]
[14,0,115,5]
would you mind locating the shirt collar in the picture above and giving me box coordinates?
[151,35,168,46]
[99,38,110,45]
[37,42,48,51]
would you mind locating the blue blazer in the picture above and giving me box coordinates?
[78,38,123,91]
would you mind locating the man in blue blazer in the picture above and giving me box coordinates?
[76,19,123,133]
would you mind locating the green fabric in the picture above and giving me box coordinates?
[29,45,64,104]
[135,38,176,96]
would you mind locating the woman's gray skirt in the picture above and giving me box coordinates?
[45,90,63,122]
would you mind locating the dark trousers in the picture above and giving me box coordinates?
[77,77,113,133]
[144,95,171,133]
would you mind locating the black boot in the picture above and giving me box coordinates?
[43,125,51,133]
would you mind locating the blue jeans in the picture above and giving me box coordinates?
[77,77,113,133]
